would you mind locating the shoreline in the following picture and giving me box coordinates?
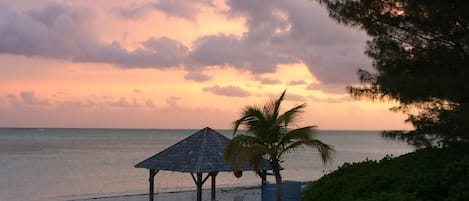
[68,182,312,201]
[69,185,263,201]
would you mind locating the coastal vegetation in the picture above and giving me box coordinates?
[302,1,469,201]
[303,145,469,201]
[319,0,469,147]
[224,90,333,201]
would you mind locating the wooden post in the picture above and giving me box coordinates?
[261,170,267,184]
[149,169,155,201]
[197,173,203,201]
[191,172,212,201]
[211,172,218,201]
[261,170,267,201]
[149,169,158,201]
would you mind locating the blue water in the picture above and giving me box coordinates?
[0,128,413,201]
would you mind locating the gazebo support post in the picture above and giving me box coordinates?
[149,169,159,201]
[197,173,203,201]
[261,170,267,184]
[211,172,218,201]
[191,173,211,201]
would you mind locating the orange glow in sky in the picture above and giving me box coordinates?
[0,0,411,130]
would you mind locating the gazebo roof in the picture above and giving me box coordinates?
[135,127,270,173]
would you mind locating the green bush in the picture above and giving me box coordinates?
[302,145,469,201]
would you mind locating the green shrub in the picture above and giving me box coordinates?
[302,145,469,201]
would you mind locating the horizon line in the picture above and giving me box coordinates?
[0,126,393,132]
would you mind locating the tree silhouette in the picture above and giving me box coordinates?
[224,90,333,201]
[319,0,469,147]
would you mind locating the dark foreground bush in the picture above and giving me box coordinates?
[302,145,469,201]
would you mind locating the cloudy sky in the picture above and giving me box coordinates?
[0,0,410,130]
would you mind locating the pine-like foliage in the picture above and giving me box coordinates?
[319,0,469,147]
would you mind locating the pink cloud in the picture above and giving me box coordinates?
[107,97,141,108]
[20,91,49,106]
[254,76,282,85]
[265,92,306,102]
[145,99,156,108]
[309,95,352,103]
[306,83,347,94]
[0,97,235,129]
[5,91,49,107]
[6,94,21,107]
[56,100,97,109]
[0,0,372,94]
[287,80,307,85]
[115,0,214,21]
[203,85,251,97]
[166,96,181,107]
[184,72,212,82]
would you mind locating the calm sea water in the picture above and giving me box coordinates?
[0,128,413,201]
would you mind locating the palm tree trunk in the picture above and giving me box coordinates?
[272,159,284,201]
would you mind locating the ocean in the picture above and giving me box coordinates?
[0,128,413,201]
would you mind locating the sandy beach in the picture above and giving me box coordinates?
[70,186,261,201]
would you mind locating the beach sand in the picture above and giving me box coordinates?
[71,186,261,201]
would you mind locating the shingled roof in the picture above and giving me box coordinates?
[135,127,270,173]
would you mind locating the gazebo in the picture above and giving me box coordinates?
[135,127,271,201]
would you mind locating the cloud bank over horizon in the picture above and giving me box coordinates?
[0,0,412,130]
[0,0,371,88]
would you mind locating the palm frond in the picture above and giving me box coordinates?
[280,138,333,163]
[272,90,287,120]
[226,89,334,186]
[302,139,334,163]
[279,140,309,156]
[224,134,267,160]
[279,126,316,145]
[277,103,307,128]
[233,106,265,136]
[224,135,270,171]
[262,90,286,122]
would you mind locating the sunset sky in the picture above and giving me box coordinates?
[0,0,411,130]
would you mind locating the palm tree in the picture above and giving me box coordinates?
[224,90,333,201]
